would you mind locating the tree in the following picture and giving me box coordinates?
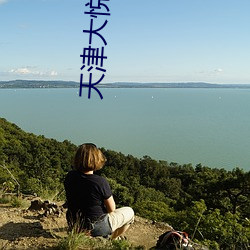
[133,201,173,222]
[220,168,250,216]
[106,178,134,206]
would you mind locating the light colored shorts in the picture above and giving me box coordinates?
[107,206,134,232]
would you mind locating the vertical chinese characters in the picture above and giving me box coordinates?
[79,0,111,99]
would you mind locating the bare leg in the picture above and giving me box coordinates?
[111,224,131,239]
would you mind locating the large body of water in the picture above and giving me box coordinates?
[0,88,249,171]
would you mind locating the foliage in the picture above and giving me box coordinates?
[133,201,173,222]
[57,230,94,250]
[106,178,134,206]
[1,117,250,248]
[165,200,250,249]
[10,195,30,208]
[57,230,143,250]
[0,117,76,196]
[0,195,12,204]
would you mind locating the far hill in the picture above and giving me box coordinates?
[0,80,78,88]
[1,80,250,89]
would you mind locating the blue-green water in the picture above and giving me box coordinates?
[0,88,250,170]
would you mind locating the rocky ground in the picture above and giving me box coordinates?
[0,199,173,250]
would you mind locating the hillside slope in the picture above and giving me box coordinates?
[1,117,249,249]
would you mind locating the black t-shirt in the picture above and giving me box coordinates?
[64,170,112,219]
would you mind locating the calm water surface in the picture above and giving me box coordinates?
[0,88,250,171]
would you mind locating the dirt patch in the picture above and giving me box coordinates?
[0,202,172,249]
[0,205,63,249]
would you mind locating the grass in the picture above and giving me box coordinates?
[10,196,30,208]
[57,229,94,250]
[0,194,29,208]
[38,187,65,203]
[0,195,11,204]
[56,228,145,250]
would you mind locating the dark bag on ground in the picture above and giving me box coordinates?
[155,230,193,250]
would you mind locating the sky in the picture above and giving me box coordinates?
[1,0,250,84]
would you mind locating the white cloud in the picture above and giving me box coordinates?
[10,68,31,74]
[214,68,223,73]
[9,67,58,77]
[50,70,58,76]
[198,68,224,75]
[0,0,8,5]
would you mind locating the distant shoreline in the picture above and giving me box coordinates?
[1,80,250,89]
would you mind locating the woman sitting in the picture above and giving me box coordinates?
[64,143,134,239]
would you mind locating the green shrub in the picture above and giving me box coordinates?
[57,230,94,250]
[10,196,29,208]
[0,195,12,204]
[133,201,173,222]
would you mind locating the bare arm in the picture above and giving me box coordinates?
[104,195,116,213]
